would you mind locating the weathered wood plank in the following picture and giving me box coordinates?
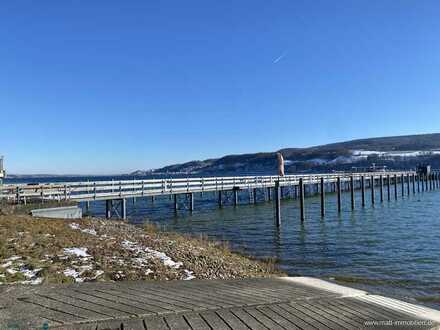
[215,309,249,330]
[244,307,285,330]
[182,313,210,330]
[229,308,269,330]
[144,316,168,330]
[199,311,230,330]
[164,314,191,330]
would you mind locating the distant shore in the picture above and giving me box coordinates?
[0,203,281,285]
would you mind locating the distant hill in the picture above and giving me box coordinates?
[130,133,440,176]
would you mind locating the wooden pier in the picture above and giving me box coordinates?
[2,171,439,222]
[1,277,438,329]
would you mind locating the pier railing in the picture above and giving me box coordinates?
[0,171,415,203]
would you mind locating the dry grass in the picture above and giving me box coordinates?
[0,210,283,285]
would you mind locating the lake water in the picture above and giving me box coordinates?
[5,175,440,308]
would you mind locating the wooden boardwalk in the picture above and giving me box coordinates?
[1,277,439,329]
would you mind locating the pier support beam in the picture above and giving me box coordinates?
[394,174,398,200]
[401,174,405,197]
[336,177,341,213]
[379,175,383,202]
[412,174,416,194]
[218,191,223,208]
[361,176,365,207]
[105,200,112,219]
[299,178,305,222]
[174,194,178,212]
[407,174,410,195]
[121,199,127,219]
[189,193,194,212]
[275,181,281,226]
[233,188,239,206]
[253,188,257,204]
[320,177,325,217]
[387,175,391,201]
[370,176,375,205]
[267,187,272,201]
[350,176,355,210]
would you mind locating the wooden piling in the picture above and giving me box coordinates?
[370,175,375,205]
[417,174,421,193]
[361,176,365,207]
[412,173,416,194]
[350,176,355,210]
[253,188,257,204]
[320,177,325,217]
[387,175,391,201]
[218,191,223,208]
[299,178,305,222]
[379,175,384,202]
[174,194,178,212]
[233,189,238,206]
[394,174,398,200]
[105,200,112,219]
[121,199,127,219]
[275,181,281,226]
[401,174,404,197]
[267,187,272,201]
[189,193,194,212]
[336,177,341,212]
[406,174,410,195]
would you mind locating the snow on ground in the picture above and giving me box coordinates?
[69,223,97,235]
[122,240,183,269]
[63,247,90,257]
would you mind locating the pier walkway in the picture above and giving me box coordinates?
[1,277,439,329]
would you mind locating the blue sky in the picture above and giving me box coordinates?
[1,1,440,174]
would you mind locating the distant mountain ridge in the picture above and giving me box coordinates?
[130,133,440,175]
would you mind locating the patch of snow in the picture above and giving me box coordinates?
[64,247,90,258]
[94,270,104,279]
[145,269,153,275]
[183,270,195,280]
[1,262,12,268]
[122,240,183,269]
[4,256,21,262]
[69,223,97,236]
[6,269,17,275]
[63,268,83,282]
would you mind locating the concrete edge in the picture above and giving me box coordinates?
[280,276,368,298]
[282,277,440,323]
[357,294,440,323]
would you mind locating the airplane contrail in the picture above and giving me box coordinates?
[273,51,287,64]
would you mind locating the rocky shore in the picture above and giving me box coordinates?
[0,204,281,285]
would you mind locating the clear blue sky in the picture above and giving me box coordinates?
[1,1,439,174]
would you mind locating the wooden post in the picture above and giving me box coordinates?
[189,193,194,211]
[379,175,383,202]
[253,188,257,204]
[400,174,404,197]
[430,174,433,190]
[370,175,375,205]
[406,174,410,195]
[151,195,155,203]
[233,189,239,206]
[394,174,398,200]
[417,174,420,193]
[320,177,325,217]
[218,191,223,208]
[336,177,341,213]
[412,173,416,194]
[275,181,281,226]
[299,178,305,222]
[361,176,365,207]
[121,199,127,219]
[64,185,68,201]
[105,200,112,219]
[267,187,272,201]
[174,194,178,212]
[350,176,355,210]
[86,201,90,213]
[387,175,391,201]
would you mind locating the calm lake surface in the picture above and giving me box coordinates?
[6,175,440,308]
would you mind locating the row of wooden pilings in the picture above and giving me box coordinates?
[273,172,440,226]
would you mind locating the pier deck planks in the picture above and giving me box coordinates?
[0,277,437,330]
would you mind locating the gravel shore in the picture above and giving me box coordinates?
[0,205,282,285]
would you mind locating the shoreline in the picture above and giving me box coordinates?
[0,203,282,285]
